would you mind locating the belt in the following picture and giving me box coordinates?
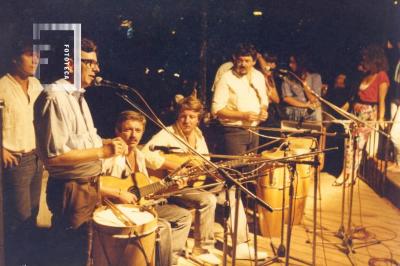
[51,175,100,185]
[21,150,37,156]
[10,149,36,157]
[74,175,99,185]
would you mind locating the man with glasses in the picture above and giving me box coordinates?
[34,38,130,265]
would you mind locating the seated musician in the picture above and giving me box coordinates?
[102,110,192,266]
[142,92,267,261]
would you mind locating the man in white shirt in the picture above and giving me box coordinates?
[211,43,269,260]
[212,43,269,156]
[143,92,267,261]
[102,110,192,266]
[0,39,44,265]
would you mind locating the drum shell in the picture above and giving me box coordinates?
[287,138,315,225]
[257,150,290,238]
[92,205,158,266]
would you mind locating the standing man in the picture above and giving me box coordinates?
[212,43,268,157]
[34,38,128,265]
[102,110,192,266]
[211,43,268,260]
[0,39,43,265]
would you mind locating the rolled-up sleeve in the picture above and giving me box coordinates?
[257,75,269,107]
[211,76,230,115]
[35,94,71,158]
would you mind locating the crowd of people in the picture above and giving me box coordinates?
[1,34,399,266]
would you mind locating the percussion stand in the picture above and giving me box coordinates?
[335,122,353,240]
[218,169,273,266]
[259,145,290,265]
[261,159,312,266]
[284,160,312,266]
[335,124,380,259]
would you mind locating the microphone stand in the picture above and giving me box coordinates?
[98,83,274,266]
[283,71,386,263]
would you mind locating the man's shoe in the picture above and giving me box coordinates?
[194,253,221,265]
[192,247,221,265]
[234,243,268,260]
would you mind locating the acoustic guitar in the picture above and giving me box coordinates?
[147,153,256,187]
[102,155,255,204]
[101,173,183,205]
[147,153,207,187]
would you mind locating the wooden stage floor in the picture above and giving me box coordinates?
[36,172,400,265]
[179,172,400,266]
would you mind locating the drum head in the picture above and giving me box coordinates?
[93,204,157,237]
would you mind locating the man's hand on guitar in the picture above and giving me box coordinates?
[117,190,138,204]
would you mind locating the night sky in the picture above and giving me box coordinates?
[0,0,399,139]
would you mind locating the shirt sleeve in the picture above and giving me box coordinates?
[211,75,230,115]
[311,74,322,96]
[35,93,72,158]
[378,71,390,86]
[141,131,167,170]
[281,79,293,98]
[257,74,269,107]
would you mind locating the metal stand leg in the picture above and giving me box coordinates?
[222,185,230,266]
[335,126,381,263]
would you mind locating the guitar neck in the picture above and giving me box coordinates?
[137,178,175,199]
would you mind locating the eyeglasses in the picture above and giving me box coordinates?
[81,59,100,68]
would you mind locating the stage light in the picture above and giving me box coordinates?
[395,0,398,5]
[171,30,176,35]
[173,73,180,78]
[253,10,263,16]
[144,67,150,74]
[157,68,165,74]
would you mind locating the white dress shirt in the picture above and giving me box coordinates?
[0,74,43,152]
[142,125,209,170]
[211,68,268,126]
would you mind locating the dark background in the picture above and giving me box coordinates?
[0,0,399,139]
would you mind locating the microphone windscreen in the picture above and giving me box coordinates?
[94,76,103,86]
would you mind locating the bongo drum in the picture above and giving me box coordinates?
[92,204,158,266]
[257,149,290,237]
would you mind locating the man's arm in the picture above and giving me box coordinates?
[283,96,313,108]
[215,107,260,122]
[45,137,127,166]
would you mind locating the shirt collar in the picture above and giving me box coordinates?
[54,78,86,95]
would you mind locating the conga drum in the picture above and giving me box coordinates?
[257,149,290,238]
[286,137,316,225]
[92,204,158,266]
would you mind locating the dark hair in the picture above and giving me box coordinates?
[81,38,97,53]
[263,52,278,63]
[361,44,388,73]
[233,43,258,61]
[115,110,146,132]
[290,54,311,75]
[10,39,34,60]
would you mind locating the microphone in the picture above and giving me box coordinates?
[94,77,130,90]
[149,144,181,153]
[273,68,289,74]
